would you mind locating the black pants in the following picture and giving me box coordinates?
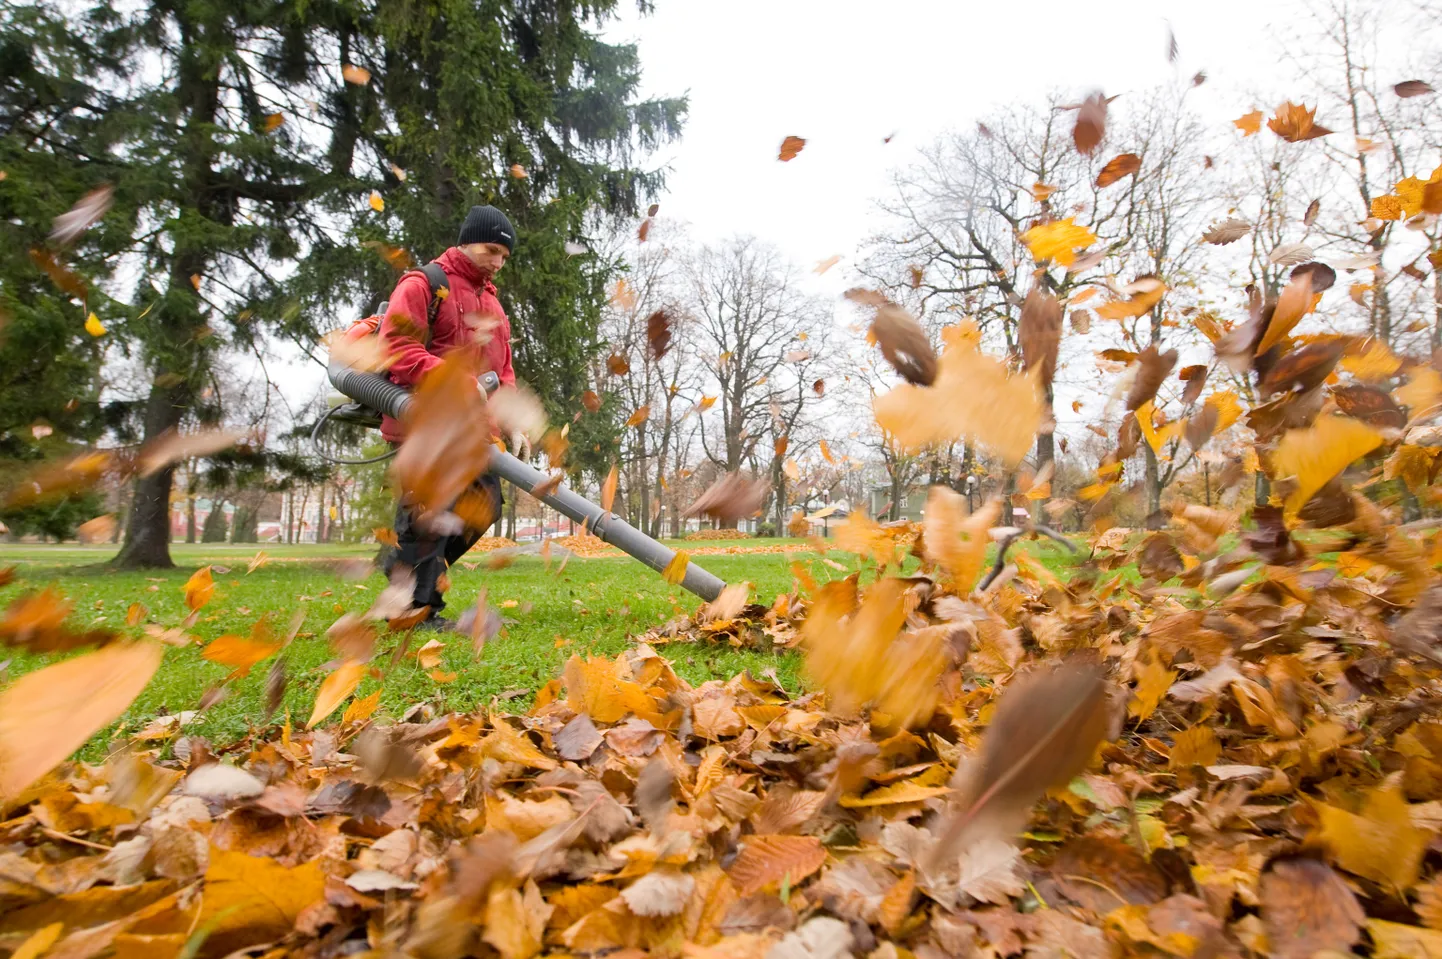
[384,474,502,612]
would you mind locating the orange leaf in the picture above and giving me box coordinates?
[600,465,618,513]
[728,834,827,896]
[778,136,806,161]
[1096,152,1142,188]
[202,633,281,676]
[341,64,371,84]
[0,642,163,799]
[184,566,214,611]
[308,660,366,728]
[625,406,651,427]
[1234,109,1263,135]
[342,690,381,725]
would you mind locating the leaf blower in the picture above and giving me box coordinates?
[317,327,727,602]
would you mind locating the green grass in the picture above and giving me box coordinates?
[0,535,1089,758]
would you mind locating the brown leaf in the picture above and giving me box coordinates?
[606,353,630,376]
[0,642,163,799]
[137,428,245,478]
[1332,385,1405,428]
[645,309,673,361]
[1202,218,1250,245]
[555,713,604,761]
[728,835,827,896]
[848,291,937,386]
[1096,152,1141,188]
[1259,338,1348,397]
[1125,345,1179,412]
[394,354,492,513]
[778,136,806,161]
[1260,858,1365,959]
[1018,288,1062,389]
[581,390,601,413]
[928,661,1109,866]
[1073,92,1107,155]
[1268,101,1332,142]
[684,472,768,522]
[1395,80,1435,98]
[1304,198,1321,226]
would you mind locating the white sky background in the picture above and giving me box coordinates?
[599,0,1300,294]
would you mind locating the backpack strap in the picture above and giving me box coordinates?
[416,262,450,349]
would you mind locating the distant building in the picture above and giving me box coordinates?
[868,486,925,522]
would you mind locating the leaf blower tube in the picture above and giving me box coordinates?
[324,361,727,603]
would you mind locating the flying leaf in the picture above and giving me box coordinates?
[1072,92,1107,155]
[609,278,637,310]
[138,428,245,478]
[368,190,385,212]
[684,472,767,522]
[923,489,999,591]
[1021,218,1098,266]
[509,164,528,179]
[928,661,1109,866]
[662,551,689,585]
[202,630,281,677]
[50,184,114,246]
[393,354,492,513]
[1395,80,1435,98]
[84,312,106,337]
[874,332,1042,467]
[814,255,841,274]
[581,390,601,413]
[1234,109,1263,135]
[1304,198,1321,226]
[263,112,285,133]
[1268,101,1332,142]
[1096,153,1141,188]
[778,136,806,161]
[1273,415,1383,515]
[1268,242,1313,267]
[848,292,937,386]
[600,465,618,513]
[341,64,371,84]
[184,566,214,611]
[1019,288,1062,388]
[646,309,673,361]
[308,660,366,728]
[624,406,650,427]
[0,641,163,799]
[1202,218,1250,245]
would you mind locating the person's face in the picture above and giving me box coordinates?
[462,242,509,276]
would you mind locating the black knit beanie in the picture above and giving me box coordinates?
[457,205,515,251]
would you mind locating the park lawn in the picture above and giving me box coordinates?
[0,535,1088,759]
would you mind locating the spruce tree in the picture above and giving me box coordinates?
[3,0,683,567]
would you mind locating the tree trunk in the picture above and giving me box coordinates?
[505,486,517,539]
[774,467,788,535]
[112,384,185,568]
[1143,444,1162,526]
[185,492,196,543]
[1000,472,1016,526]
[1254,471,1269,509]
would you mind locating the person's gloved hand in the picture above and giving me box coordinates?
[508,429,531,460]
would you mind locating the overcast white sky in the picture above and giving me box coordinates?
[599,0,1300,294]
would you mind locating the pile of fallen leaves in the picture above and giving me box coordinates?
[684,529,754,542]
[551,533,623,558]
[468,536,520,553]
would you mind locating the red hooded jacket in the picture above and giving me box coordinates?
[378,246,516,442]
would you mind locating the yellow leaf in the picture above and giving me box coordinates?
[1385,445,1434,492]
[483,884,544,959]
[84,312,106,337]
[1020,218,1097,266]
[922,488,998,591]
[308,660,365,728]
[11,922,63,959]
[200,845,326,952]
[728,835,827,896]
[1341,338,1401,382]
[1371,195,1403,220]
[1394,176,1428,218]
[873,333,1042,467]
[0,642,163,799]
[1273,416,1383,515]
[1234,109,1263,135]
[1397,365,1442,415]
[1128,649,1175,722]
[783,457,800,482]
[819,439,834,463]
[662,550,689,585]
[1168,726,1221,768]
[183,566,214,611]
[1316,785,1426,892]
[480,714,557,770]
[262,112,284,133]
[1206,390,1242,433]
[838,765,951,807]
[368,190,385,212]
[1368,919,1442,958]
[342,690,381,725]
[563,655,656,725]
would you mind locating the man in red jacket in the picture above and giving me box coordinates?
[379,204,523,629]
